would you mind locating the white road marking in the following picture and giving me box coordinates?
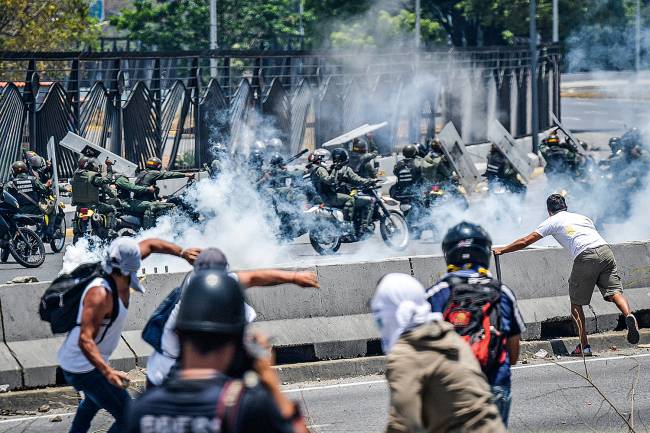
[1,353,648,425]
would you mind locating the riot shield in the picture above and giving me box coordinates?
[60,132,138,176]
[322,122,388,149]
[437,122,480,193]
[46,137,60,207]
[487,120,535,183]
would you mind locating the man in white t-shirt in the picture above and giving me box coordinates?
[493,194,639,356]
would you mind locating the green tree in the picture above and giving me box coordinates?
[110,0,315,50]
[0,0,99,51]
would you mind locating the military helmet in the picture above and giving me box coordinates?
[351,138,368,154]
[416,142,429,158]
[85,158,100,172]
[11,161,28,175]
[249,149,264,165]
[145,157,162,170]
[331,148,349,165]
[270,153,285,167]
[24,151,45,169]
[308,148,330,164]
[175,271,247,335]
[268,138,283,150]
[78,156,90,170]
[442,221,493,269]
[545,133,560,145]
[402,144,418,159]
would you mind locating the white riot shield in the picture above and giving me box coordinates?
[551,113,587,156]
[487,120,535,184]
[437,122,480,193]
[60,132,138,176]
[46,136,60,207]
[322,122,388,148]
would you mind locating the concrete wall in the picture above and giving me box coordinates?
[1,241,649,389]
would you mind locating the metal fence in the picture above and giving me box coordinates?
[0,45,561,179]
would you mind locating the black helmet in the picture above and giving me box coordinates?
[176,271,247,335]
[249,149,264,167]
[331,148,349,165]
[416,142,429,158]
[351,138,367,154]
[609,137,621,153]
[270,153,285,167]
[78,156,89,169]
[402,144,418,159]
[442,221,492,269]
[24,151,45,169]
[85,158,100,172]
[145,157,163,170]
[11,161,28,175]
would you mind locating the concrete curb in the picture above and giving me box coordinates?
[1,329,648,416]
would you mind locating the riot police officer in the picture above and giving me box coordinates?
[23,150,53,184]
[7,161,48,214]
[541,131,578,176]
[484,144,526,195]
[134,157,194,201]
[349,138,378,179]
[330,148,376,235]
[71,157,118,231]
[422,138,456,184]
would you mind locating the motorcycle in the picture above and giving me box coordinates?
[306,182,409,255]
[13,196,67,253]
[0,188,46,268]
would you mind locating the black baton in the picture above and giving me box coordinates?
[494,252,502,283]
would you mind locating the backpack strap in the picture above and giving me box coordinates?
[216,379,246,433]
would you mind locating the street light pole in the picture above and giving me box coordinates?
[634,0,641,72]
[552,0,559,43]
[210,0,218,78]
[415,0,421,49]
[530,0,539,154]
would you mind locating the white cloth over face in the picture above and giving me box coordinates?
[370,273,442,354]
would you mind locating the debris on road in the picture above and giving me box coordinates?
[6,276,38,284]
[50,415,62,422]
[534,349,548,359]
[37,404,50,413]
[0,384,9,393]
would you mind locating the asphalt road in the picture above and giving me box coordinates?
[1,351,649,433]
[561,97,650,133]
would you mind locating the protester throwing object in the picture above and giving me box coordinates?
[371,273,505,433]
[128,271,308,433]
[493,193,640,356]
[52,237,200,433]
[143,247,320,388]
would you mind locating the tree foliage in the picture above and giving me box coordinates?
[0,0,99,51]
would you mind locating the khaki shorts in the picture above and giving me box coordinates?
[569,245,623,305]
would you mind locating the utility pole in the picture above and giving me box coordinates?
[552,0,559,43]
[415,0,421,49]
[634,0,641,72]
[210,0,218,78]
[530,0,539,154]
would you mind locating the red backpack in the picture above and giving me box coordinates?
[442,276,507,375]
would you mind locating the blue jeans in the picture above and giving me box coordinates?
[63,369,131,433]
[491,385,512,427]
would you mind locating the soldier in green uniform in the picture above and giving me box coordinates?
[484,144,526,195]
[422,138,456,184]
[350,138,379,179]
[329,148,376,234]
[134,157,194,201]
[71,157,119,236]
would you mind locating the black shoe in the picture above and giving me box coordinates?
[626,315,640,345]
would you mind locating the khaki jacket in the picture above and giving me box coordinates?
[386,321,505,433]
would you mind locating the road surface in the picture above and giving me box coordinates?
[561,97,650,133]
[1,350,648,432]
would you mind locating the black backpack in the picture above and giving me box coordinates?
[442,275,506,376]
[39,262,119,343]
[141,286,183,354]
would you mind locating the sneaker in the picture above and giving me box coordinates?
[570,344,592,357]
[626,315,640,345]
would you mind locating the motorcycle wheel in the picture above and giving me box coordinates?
[380,210,409,251]
[49,214,67,253]
[309,230,341,255]
[0,248,9,263]
[9,228,46,268]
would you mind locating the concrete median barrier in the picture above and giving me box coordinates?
[0,241,649,390]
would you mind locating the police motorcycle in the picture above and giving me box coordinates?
[0,186,46,268]
[14,192,67,253]
[307,180,409,255]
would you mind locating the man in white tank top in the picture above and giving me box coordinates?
[494,194,639,356]
[58,237,200,433]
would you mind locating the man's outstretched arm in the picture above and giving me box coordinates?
[236,270,319,289]
[138,238,201,263]
[493,232,542,256]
